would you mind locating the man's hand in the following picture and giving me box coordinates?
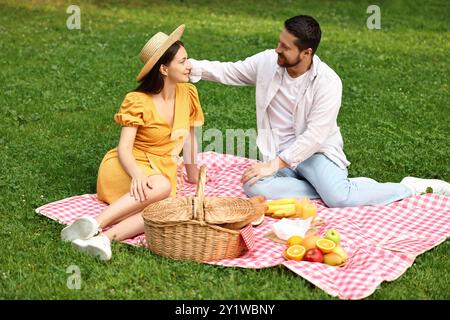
[240,157,288,186]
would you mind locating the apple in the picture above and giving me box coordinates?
[323,252,344,266]
[324,229,340,245]
[302,235,321,251]
[332,245,347,262]
[303,248,324,263]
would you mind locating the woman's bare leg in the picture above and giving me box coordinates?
[95,174,171,229]
[103,212,145,241]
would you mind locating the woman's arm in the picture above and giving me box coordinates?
[117,126,152,202]
[182,126,199,184]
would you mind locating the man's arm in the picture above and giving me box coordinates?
[189,50,271,86]
[278,75,343,168]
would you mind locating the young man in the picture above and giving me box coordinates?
[189,15,450,207]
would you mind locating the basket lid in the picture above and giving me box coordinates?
[142,196,194,224]
[142,196,264,225]
[202,197,264,224]
[142,166,265,225]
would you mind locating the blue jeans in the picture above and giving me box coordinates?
[242,153,412,208]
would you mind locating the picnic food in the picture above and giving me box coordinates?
[323,252,345,266]
[302,203,317,218]
[264,197,317,219]
[332,245,347,262]
[284,245,306,261]
[316,238,336,253]
[286,235,304,247]
[325,229,340,245]
[281,228,348,267]
[267,203,296,215]
[302,235,321,251]
[303,248,324,263]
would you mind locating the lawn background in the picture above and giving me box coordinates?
[0,0,449,299]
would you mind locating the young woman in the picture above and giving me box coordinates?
[61,25,204,261]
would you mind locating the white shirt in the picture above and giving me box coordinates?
[268,69,309,152]
[189,50,350,169]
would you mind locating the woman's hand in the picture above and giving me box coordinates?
[130,171,152,202]
[185,164,199,184]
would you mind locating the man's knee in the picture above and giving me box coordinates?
[322,193,354,208]
[242,178,270,198]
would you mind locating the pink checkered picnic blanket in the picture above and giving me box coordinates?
[36,151,450,299]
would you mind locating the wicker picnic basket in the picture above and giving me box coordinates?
[142,165,265,262]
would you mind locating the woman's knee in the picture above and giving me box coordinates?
[148,175,171,199]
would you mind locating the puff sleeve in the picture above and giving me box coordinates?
[114,92,145,127]
[187,83,205,127]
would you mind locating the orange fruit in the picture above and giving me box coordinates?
[302,235,321,251]
[285,245,306,261]
[286,235,304,247]
[316,238,336,253]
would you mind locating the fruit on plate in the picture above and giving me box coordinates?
[286,235,303,247]
[302,235,321,251]
[263,197,317,219]
[284,245,306,261]
[303,248,324,263]
[323,252,345,266]
[316,238,336,253]
[266,203,296,214]
[324,229,341,245]
[331,245,347,262]
[272,210,286,218]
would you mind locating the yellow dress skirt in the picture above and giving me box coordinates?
[96,83,204,204]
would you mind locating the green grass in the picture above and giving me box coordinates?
[1,0,449,300]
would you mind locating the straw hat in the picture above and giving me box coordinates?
[136,24,185,81]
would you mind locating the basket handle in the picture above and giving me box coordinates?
[195,165,207,198]
[194,165,207,223]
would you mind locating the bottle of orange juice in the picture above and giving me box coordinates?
[302,202,317,218]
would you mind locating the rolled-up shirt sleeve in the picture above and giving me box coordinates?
[189,50,272,86]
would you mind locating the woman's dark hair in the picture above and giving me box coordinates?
[135,40,184,94]
[284,15,321,54]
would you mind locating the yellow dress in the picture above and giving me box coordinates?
[96,83,204,204]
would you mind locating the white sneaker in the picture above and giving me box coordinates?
[72,235,112,261]
[61,216,100,242]
[400,176,450,196]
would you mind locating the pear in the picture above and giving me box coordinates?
[331,245,347,262]
[323,252,344,266]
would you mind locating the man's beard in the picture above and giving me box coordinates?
[277,54,302,68]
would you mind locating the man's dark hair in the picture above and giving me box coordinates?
[284,15,321,54]
[134,40,184,94]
